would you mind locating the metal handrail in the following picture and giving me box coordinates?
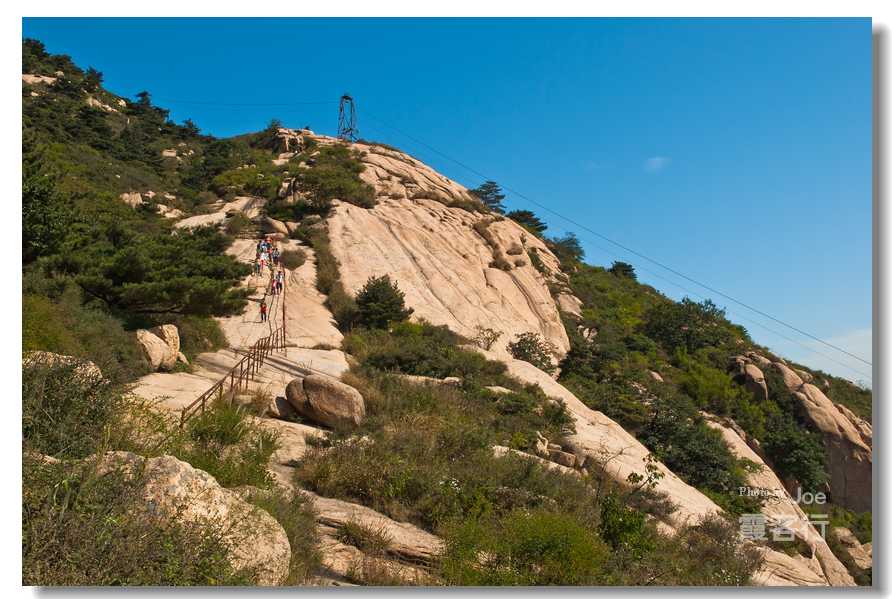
[180,260,287,426]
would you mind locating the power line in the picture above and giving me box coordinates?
[150,96,339,108]
[361,109,873,369]
[131,93,871,374]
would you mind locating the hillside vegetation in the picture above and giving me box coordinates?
[21,39,871,586]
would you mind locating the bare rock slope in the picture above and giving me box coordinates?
[325,142,573,360]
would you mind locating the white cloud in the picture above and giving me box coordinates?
[644,156,671,173]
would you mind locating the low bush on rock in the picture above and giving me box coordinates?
[441,509,610,585]
[178,401,279,488]
[354,275,413,329]
[243,488,321,585]
[23,361,122,460]
[291,144,376,212]
[507,332,557,374]
[279,248,307,270]
[173,314,228,360]
[343,321,509,385]
[300,226,357,330]
[23,456,253,586]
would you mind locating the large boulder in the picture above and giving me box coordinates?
[93,452,290,585]
[285,375,365,428]
[703,414,855,586]
[829,527,871,576]
[261,216,290,237]
[770,362,872,512]
[793,383,872,512]
[136,329,177,371]
[150,324,181,359]
[729,356,768,401]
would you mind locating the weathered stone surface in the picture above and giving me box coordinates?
[484,385,514,395]
[493,445,579,477]
[327,199,571,361]
[22,73,57,85]
[729,356,768,401]
[648,370,664,383]
[548,448,578,468]
[93,452,290,585]
[703,415,854,586]
[769,361,871,511]
[306,490,444,567]
[22,351,102,382]
[286,375,365,428]
[394,373,461,387]
[773,362,805,391]
[261,216,289,236]
[753,548,829,586]
[151,324,181,359]
[794,383,871,512]
[175,196,266,230]
[119,191,144,208]
[557,293,583,318]
[156,204,185,219]
[136,329,177,371]
[829,527,871,574]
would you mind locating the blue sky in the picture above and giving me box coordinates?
[22,18,873,383]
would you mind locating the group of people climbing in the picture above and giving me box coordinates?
[255,236,287,323]
[254,237,282,276]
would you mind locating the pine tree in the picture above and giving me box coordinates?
[354,275,414,329]
[470,180,506,214]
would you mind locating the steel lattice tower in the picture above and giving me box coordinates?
[337,94,357,141]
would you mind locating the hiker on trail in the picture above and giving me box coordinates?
[276,269,285,294]
[259,299,268,322]
[254,259,262,276]
[272,247,280,267]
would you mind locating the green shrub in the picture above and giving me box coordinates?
[354,275,414,329]
[638,391,754,504]
[506,209,547,236]
[224,212,252,235]
[546,233,584,265]
[301,226,357,329]
[23,361,122,459]
[643,298,744,355]
[243,488,321,584]
[761,413,828,494]
[23,284,149,383]
[343,321,508,384]
[23,457,251,586]
[441,509,610,585]
[22,294,81,356]
[174,315,228,360]
[177,402,278,488]
[54,222,252,318]
[507,332,557,374]
[292,144,376,210]
[675,351,747,415]
[608,261,637,280]
[472,326,502,351]
[212,166,280,199]
[279,248,306,270]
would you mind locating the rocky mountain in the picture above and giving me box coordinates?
[22,40,872,587]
